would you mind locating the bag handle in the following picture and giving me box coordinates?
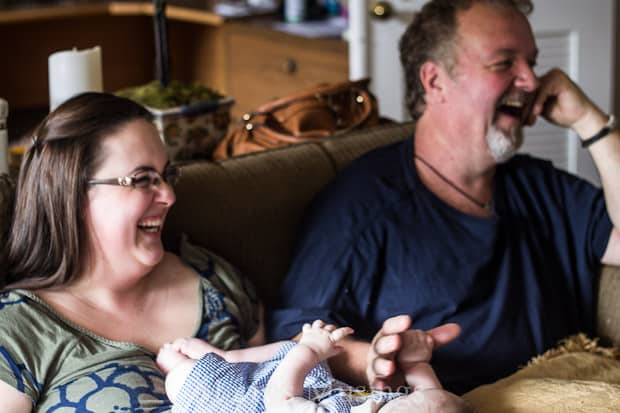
[213,79,379,160]
[249,78,373,116]
[243,86,375,140]
[244,89,374,146]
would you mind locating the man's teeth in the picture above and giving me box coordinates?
[138,219,162,232]
[498,96,527,119]
[501,98,524,108]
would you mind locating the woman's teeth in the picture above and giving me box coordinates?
[138,219,162,233]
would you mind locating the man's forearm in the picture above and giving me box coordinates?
[327,338,370,387]
[589,129,620,227]
[573,110,620,264]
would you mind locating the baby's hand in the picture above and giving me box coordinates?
[299,320,354,362]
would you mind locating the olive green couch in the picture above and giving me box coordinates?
[1,122,619,409]
[160,122,620,350]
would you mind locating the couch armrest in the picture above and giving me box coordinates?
[597,264,620,347]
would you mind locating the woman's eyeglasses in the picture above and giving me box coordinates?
[87,165,181,189]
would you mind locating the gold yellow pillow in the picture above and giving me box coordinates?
[463,335,620,413]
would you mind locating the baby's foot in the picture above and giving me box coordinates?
[156,343,190,374]
[398,329,434,365]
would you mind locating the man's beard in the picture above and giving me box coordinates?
[486,124,524,163]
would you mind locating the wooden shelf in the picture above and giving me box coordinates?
[108,2,225,26]
[0,2,224,25]
[0,3,109,24]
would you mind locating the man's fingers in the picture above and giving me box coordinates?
[380,314,412,336]
[367,318,407,389]
[530,68,595,129]
[312,320,325,328]
[324,324,337,332]
[373,333,401,356]
[371,356,396,378]
[426,323,461,348]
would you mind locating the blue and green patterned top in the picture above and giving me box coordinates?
[0,238,259,412]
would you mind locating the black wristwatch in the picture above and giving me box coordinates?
[581,114,617,148]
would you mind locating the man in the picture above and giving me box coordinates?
[267,0,620,395]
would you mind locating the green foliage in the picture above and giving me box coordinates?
[116,80,223,109]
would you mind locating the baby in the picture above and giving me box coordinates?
[157,320,473,413]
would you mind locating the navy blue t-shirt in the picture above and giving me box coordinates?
[267,138,613,394]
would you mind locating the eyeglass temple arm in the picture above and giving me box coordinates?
[87,177,131,186]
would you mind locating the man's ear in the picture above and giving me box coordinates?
[419,61,446,104]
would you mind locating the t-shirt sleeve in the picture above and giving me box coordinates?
[267,242,352,341]
[0,346,37,404]
[0,294,42,404]
[267,209,379,341]
[267,141,412,342]
[550,165,612,266]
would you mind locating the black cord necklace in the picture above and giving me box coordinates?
[414,154,494,212]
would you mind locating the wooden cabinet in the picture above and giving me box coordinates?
[223,23,348,118]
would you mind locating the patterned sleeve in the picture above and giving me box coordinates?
[178,235,261,349]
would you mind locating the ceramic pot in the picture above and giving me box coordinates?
[148,97,235,161]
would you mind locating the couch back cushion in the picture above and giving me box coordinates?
[163,143,336,305]
[321,122,415,171]
[164,122,415,305]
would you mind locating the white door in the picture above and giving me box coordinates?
[348,0,616,184]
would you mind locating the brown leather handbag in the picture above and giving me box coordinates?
[212,78,379,160]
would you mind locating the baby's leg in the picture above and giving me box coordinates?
[403,362,442,391]
[165,358,198,403]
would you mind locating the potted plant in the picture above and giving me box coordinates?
[116,0,234,161]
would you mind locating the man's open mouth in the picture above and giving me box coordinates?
[497,93,532,122]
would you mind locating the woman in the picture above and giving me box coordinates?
[0,92,260,412]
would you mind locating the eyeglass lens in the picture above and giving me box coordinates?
[133,167,180,189]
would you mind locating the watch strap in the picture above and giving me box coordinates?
[581,114,616,148]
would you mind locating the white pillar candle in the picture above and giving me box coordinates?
[348,0,369,80]
[48,46,103,111]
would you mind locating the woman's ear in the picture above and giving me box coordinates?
[419,61,446,104]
